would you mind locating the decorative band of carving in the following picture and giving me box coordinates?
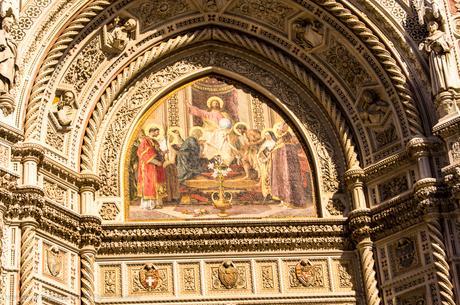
[20,224,37,305]
[357,238,382,305]
[425,216,456,305]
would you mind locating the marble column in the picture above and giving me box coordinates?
[346,167,382,305]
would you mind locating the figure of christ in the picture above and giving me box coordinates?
[187,97,237,163]
[136,127,167,209]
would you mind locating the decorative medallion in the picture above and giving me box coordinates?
[218,261,238,289]
[46,246,63,278]
[295,259,323,287]
[139,264,160,290]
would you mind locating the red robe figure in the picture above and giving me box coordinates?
[137,127,167,209]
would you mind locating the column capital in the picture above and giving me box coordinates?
[406,136,436,158]
[348,208,372,244]
[12,142,45,164]
[80,215,102,250]
[77,171,101,193]
[7,186,44,224]
[344,166,364,188]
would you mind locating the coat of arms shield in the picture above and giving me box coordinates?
[46,247,62,278]
[295,259,318,287]
[218,261,238,289]
[139,264,160,290]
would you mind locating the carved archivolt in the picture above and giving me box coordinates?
[94,47,344,198]
[21,0,427,163]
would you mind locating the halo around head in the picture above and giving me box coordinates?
[233,122,248,136]
[207,96,224,109]
[189,126,204,139]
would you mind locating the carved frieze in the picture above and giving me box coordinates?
[396,286,427,305]
[63,37,105,93]
[99,202,119,221]
[257,261,279,293]
[43,180,66,206]
[378,174,409,202]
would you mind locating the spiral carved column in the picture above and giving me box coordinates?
[357,237,382,305]
[346,167,382,305]
[426,214,456,305]
[19,222,37,305]
[80,247,96,305]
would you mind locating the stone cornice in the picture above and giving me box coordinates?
[362,151,411,182]
[11,142,45,163]
[432,114,460,138]
[40,157,80,185]
[0,122,23,143]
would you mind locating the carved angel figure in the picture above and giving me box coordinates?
[292,18,323,50]
[419,21,460,96]
[102,17,137,54]
[55,91,76,127]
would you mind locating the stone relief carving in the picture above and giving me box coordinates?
[45,122,65,152]
[379,174,409,202]
[389,236,421,276]
[450,138,460,162]
[139,264,161,290]
[0,10,18,116]
[319,40,372,95]
[293,259,324,288]
[337,262,353,288]
[291,17,324,50]
[415,0,460,118]
[45,246,63,278]
[211,263,246,290]
[0,143,9,169]
[357,90,391,127]
[228,0,295,30]
[99,202,119,221]
[261,265,275,289]
[218,261,238,289]
[127,0,190,30]
[63,37,105,93]
[326,198,346,216]
[97,51,341,197]
[101,16,137,55]
[374,123,398,149]
[48,90,77,132]
[43,180,66,205]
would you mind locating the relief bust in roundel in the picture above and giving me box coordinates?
[124,77,316,221]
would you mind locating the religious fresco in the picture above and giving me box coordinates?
[124,77,315,220]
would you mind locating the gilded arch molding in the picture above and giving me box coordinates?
[20,0,428,159]
[93,45,346,212]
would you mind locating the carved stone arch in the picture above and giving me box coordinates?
[92,46,348,217]
[76,32,359,175]
[21,0,428,154]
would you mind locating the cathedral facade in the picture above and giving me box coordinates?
[1,0,460,304]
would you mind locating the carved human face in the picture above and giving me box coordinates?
[428,21,439,34]
[62,92,74,104]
